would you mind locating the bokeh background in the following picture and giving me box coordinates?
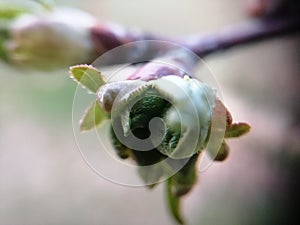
[1,0,299,225]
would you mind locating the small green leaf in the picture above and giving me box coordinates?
[166,178,185,225]
[80,101,107,131]
[69,65,105,93]
[225,122,251,138]
[214,141,229,161]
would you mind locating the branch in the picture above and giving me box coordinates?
[91,16,300,61]
[1,5,299,69]
[184,16,300,57]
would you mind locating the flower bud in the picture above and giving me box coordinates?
[5,7,97,69]
[98,74,216,159]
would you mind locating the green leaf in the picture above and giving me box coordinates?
[69,65,106,93]
[0,19,10,60]
[214,141,229,161]
[0,36,8,61]
[166,178,185,225]
[0,6,26,19]
[225,122,251,138]
[80,101,107,131]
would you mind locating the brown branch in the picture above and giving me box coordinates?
[91,16,300,63]
[184,16,300,57]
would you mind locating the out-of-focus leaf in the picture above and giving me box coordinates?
[32,0,54,11]
[0,6,26,19]
[0,22,10,60]
[225,122,251,138]
[80,101,107,131]
[70,65,105,93]
[166,178,185,225]
[0,36,8,60]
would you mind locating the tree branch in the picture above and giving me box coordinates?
[184,16,300,57]
[91,16,300,61]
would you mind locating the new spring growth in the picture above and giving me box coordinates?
[70,61,250,225]
[1,6,97,69]
[97,74,216,159]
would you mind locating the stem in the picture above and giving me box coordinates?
[91,16,300,61]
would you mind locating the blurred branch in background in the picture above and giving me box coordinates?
[91,15,300,64]
[0,1,299,70]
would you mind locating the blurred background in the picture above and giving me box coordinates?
[1,0,299,225]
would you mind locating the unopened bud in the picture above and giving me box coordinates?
[5,7,97,69]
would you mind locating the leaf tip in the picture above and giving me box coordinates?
[69,64,105,93]
[225,122,251,138]
[166,178,186,225]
